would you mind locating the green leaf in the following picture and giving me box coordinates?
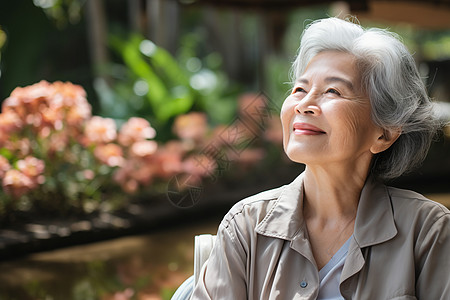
[0,148,13,160]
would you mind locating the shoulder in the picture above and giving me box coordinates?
[387,185,450,229]
[387,186,449,217]
[220,185,285,230]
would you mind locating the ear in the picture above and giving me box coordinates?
[370,128,401,154]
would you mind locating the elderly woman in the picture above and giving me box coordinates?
[191,17,449,299]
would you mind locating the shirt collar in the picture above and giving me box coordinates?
[255,172,397,247]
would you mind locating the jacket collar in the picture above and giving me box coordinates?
[255,173,306,240]
[353,175,397,247]
[255,172,397,247]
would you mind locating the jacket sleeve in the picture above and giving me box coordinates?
[190,220,248,300]
[415,211,450,299]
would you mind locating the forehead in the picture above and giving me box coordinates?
[298,51,360,85]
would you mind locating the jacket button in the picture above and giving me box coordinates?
[300,281,308,288]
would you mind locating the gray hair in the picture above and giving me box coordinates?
[291,17,440,180]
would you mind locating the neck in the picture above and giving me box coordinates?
[302,164,368,222]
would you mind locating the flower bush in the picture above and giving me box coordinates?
[0,81,283,222]
[0,81,219,220]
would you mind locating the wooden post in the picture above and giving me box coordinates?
[128,0,143,33]
[146,0,179,54]
[85,0,109,78]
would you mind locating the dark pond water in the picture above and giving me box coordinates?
[0,219,220,300]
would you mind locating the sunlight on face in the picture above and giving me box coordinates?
[280,51,383,168]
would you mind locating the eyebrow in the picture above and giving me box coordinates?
[296,77,354,91]
[324,76,354,90]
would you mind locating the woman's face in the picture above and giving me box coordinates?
[281,51,384,168]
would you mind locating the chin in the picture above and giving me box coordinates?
[284,150,307,164]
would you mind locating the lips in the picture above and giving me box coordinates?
[293,122,326,135]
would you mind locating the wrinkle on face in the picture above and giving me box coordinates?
[281,51,383,169]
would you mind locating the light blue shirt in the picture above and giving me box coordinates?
[317,236,352,300]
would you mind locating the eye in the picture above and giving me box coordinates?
[326,88,341,96]
[292,87,306,94]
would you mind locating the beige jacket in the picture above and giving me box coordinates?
[191,173,450,299]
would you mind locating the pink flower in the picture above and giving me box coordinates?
[85,116,117,144]
[51,81,92,127]
[66,99,91,126]
[130,141,158,157]
[2,169,35,198]
[238,93,267,118]
[113,164,140,194]
[154,141,185,178]
[114,288,134,300]
[234,148,266,167]
[2,81,92,134]
[4,138,32,157]
[0,156,11,177]
[82,169,95,180]
[48,131,69,153]
[237,93,268,134]
[182,154,216,177]
[17,156,45,178]
[173,112,208,141]
[94,143,124,167]
[0,110,22,134]
[264,115,283,144]
[40,106,64,130]
[118,117,156,146]
[4,81,53,120]
[1,95,24,117]
[17,156,46,188]
[51,81,87,108]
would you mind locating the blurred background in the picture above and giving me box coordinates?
[0,0,449,299]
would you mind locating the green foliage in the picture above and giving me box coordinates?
[97,31,241,141]
[0,26,5,76]
[422,34,450,60]
[33,0,84,29]
[109,33,195,123]
[0,26,5,52]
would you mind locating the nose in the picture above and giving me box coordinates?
[294,93,321,115]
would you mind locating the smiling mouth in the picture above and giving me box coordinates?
[293,122,326,135]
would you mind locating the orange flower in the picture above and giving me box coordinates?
[118,117,156,146]
[85,116,117,144]
[173,112,208,141]
[94,143,124,167]
[2,169,35,198]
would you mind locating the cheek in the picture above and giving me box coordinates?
[280,99,294,147]
[331,103,375,147]
[342,108,360,138]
